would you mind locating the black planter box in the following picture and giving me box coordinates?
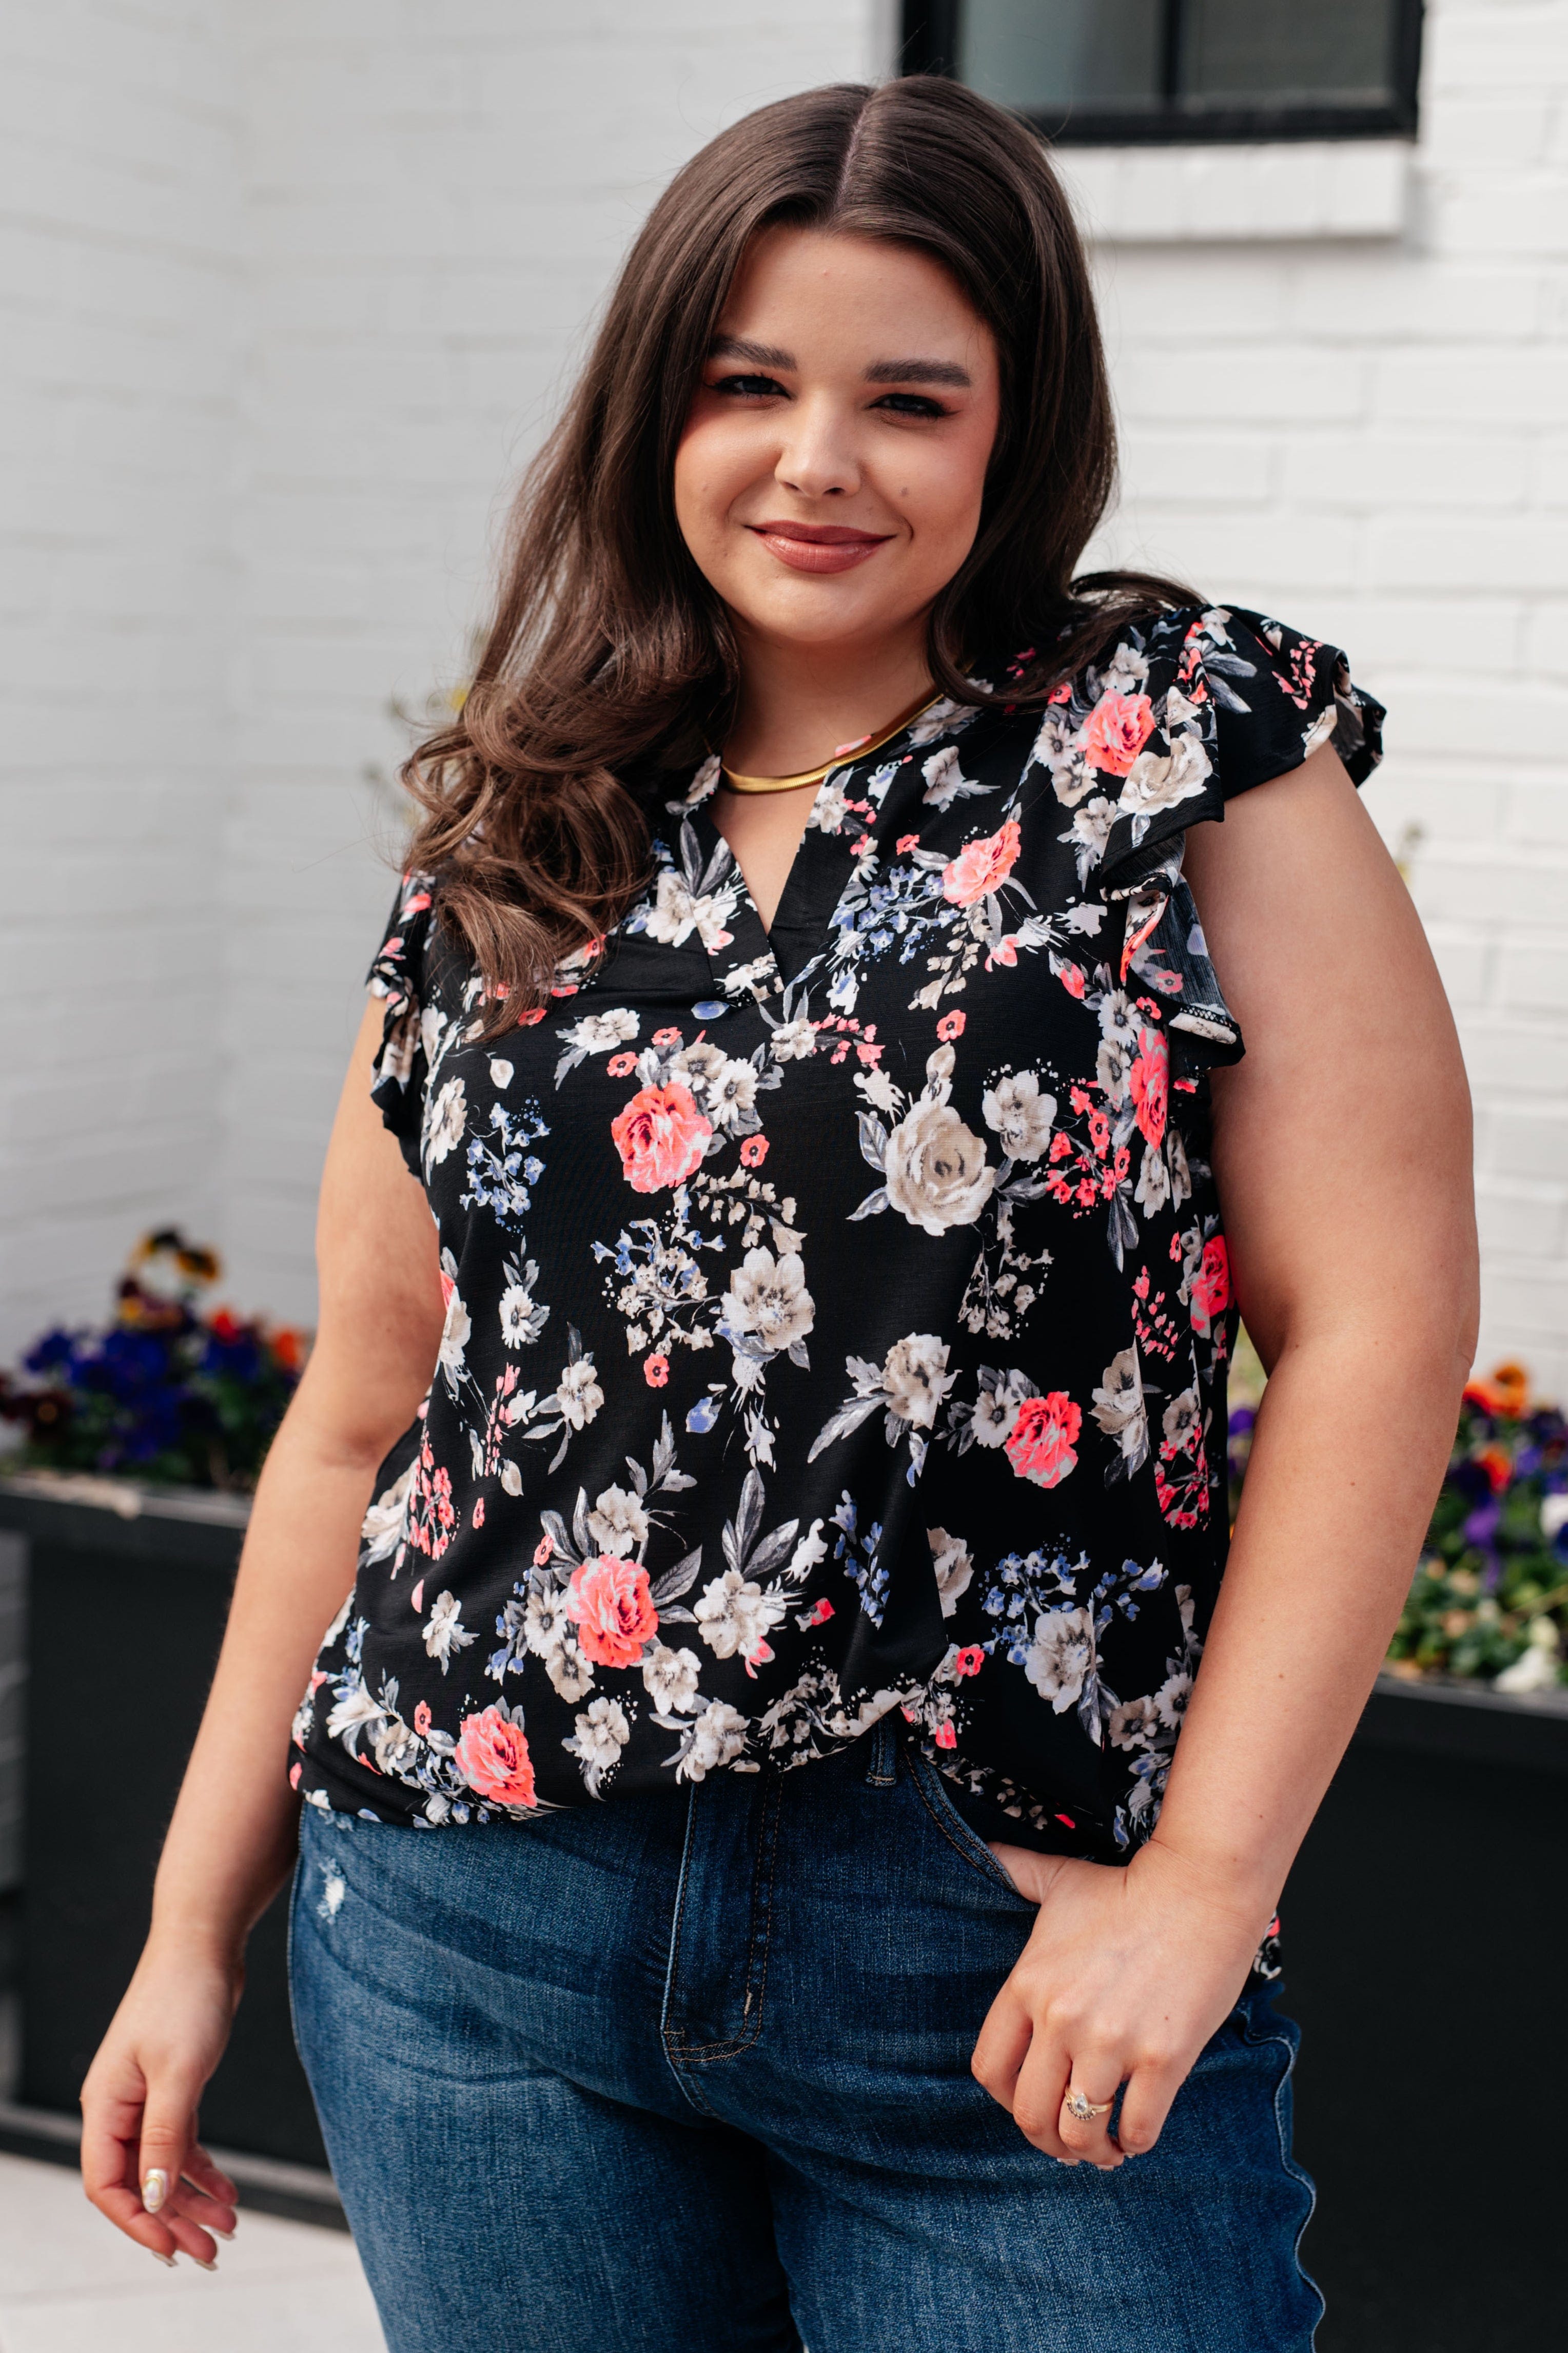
[3,1472,1564,2335]
[1284,1675,1567,2351]
[0,1476,325,2169]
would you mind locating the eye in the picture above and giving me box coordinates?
[712,372,788,400]
[872,392,950,419]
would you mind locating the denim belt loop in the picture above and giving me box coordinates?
[866,1713,899,1787]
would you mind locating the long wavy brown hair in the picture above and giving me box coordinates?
[405,75,1194,1032]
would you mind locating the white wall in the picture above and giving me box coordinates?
[1077,0,1568,1393]
[216,0,894,1324]
[3,0,1567,1395]
[0,0,240,1363]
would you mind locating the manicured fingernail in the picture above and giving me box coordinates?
[190,2255,220,2273]
[148,2249,176,2268]
[141,2169,169,2214]
[210,2225,236,2240]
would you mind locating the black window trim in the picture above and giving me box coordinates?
[900,0,1424,147]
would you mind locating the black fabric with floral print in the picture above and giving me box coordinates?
[296,606,1383,1860]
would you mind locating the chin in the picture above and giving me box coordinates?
[727,575,916,649]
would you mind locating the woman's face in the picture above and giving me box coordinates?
[674,228,1002,655]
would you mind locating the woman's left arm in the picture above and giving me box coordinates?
[971,742,1479,2166]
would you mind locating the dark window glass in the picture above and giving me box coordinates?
[957,0,1166,117]
[1181,1,1399,113]
[905,1,1424,144]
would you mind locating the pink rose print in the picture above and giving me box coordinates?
[565,1556,658,1669]
[936,1010,966,1042]
[517,1006,545,1027]
[953,1645,984,1677]
[896,832,920,853]
[653,1026,682,1047]
[739,1136,769,1168]
[806,1597,834,1626]
[643,1352,670,1387]
[407,1430,455,1561]
[1190,1236,1230,1335]
[1059,962,1086,999]
[414,1702,432,1735]
[942,819,1022,907]
[289,1760,302,1788]
[1080,691,1155,776]
[454,1706,538,1808]
[1129,1026,1168,1149]
[606,1052,636,1077]
[934,1721,957,1749]
[533,1535,554,1567]
[611,1081,712,1193]
[472,1496,485,1529]
[1004,1392,1082,1489]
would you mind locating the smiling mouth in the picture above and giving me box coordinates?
[747,521,895,576]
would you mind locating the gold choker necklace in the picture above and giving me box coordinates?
[720,688,942,795]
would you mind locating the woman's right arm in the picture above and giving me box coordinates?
[80,995,445,2265]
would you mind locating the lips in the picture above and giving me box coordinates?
[747,520,894,576]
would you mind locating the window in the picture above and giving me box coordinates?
[901,1,1424,145]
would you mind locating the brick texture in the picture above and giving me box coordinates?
[2,0,1565,1401]
[0,0,239,1368]
[1083,0,1568,1397]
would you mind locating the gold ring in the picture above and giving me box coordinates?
[1063,2088,1111,2123]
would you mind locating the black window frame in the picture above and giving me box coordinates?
[900,0,1424,146]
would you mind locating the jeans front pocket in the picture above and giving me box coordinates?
[904,1740,1041,1909]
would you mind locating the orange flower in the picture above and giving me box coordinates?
[1466,1361,1529,1419]
[1475,1445,1512,1495]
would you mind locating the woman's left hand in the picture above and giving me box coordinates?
[969,1836,1275,2169]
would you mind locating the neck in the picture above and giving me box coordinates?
[723,618,934,780]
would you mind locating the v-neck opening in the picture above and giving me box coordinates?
[654,694,979,1008]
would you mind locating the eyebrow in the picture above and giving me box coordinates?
[707,334,971,390]
[864,357,972,387]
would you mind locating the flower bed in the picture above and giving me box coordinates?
[1229,1355,1567,1692]
[0,1231,304,1492]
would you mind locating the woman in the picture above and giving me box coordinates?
[81,76,1475,2351]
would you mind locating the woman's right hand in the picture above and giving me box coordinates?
[80,1936,244,2265]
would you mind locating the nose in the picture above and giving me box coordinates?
[775,394,860,501]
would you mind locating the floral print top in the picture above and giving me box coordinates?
[295,605,1383,1861]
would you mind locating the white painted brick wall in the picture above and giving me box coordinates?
[213,0,895,1327]
[1084,0,1568,1397]
[0,0,240,1365]
[4,0,1567,1402]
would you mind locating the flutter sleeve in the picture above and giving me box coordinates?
[1198,606,1385,799]
[1096,607,1386,1072]
[366,872,437,1175]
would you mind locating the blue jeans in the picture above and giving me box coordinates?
[290,1727,1322,2352]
